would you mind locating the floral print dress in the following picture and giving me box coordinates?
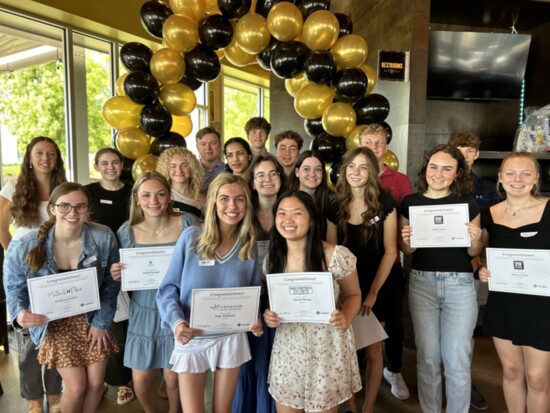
[267,245,361,411]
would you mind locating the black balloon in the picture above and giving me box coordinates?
[310,133,346,164]
[295,0,330,18]
[329,157,343,185]
[255,0,290,17]
[185,44,221,82]
[304,117,325,138]
[123,71,160,105]
[333,68,368,103]
[380,121,393,144]
[140,1,173,39]
[199,14,233,50]
[121,156,134,182]
[218,0,252,19]
[303,51,336,85]
[179,73,203,91]
[353,93,391,125]
[334,13,353,37]
[256,38,282,71]
[139,103,173,137]
[120,42,153,73]
[270,41,310,79]
[150,132,187,156]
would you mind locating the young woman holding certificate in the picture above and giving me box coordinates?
[110,171,197,413]
[399,144,483,413]
[263,190,362,413]
[326,147,398,413]
[156,173,263,413]
[4,182,120,413]
[478,152,550,412]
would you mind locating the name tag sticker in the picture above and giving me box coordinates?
[520,231,538,238]
[83,256,97,265]
[100,199,113,205]
[199,260,215,266]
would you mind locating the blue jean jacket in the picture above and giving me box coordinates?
[4,222,120,347]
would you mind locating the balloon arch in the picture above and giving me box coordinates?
[102,0,396,182]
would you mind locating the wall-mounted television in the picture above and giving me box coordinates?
[427,31,531,101]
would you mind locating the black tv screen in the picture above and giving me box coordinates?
[427,31,531,101]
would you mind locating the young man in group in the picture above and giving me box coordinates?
[359,123,412,401]
[274,130,304,188]
[448,132,501,411]
[245,116,271,158]
[196,126,226,195]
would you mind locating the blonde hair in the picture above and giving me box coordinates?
[128,171,178,225]
[358,124,388,145]
[499,152,542,197]
[196,173,255,261]
[156,147,204,200]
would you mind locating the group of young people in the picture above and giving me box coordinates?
[1,119,548,413]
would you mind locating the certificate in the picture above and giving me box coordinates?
[266,272,335,323]
[113,291,130,323]
[486,248,550,297]
[409,203,471,248]
[27,268,100,321]
[351,312,388,350]
[120,246,174,291]
[189,286,261,333]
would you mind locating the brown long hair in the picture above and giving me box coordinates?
[12,137,67,227]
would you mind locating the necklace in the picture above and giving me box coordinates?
[504,198,533,216]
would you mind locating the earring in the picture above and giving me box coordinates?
[29,164,33,169]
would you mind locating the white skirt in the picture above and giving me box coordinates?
[170,332,251,373]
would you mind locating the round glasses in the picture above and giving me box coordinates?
[54,203,89,214]
[254,171,280,182]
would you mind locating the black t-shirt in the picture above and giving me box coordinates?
[85,182,133,234]
[400,192,480,272]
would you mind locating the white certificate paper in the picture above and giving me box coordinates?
[27,268,100,321]
[120,246,174,291]
[351,312,388,350]
[409,203,471,248]
[266,272,335,323]
[190,286,261,333]
[486,248,550,297]
[113,290,130,323]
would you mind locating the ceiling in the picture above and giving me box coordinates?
[431,0,550,31]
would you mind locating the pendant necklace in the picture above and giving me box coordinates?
[504,198,532,216]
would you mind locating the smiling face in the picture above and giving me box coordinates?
[134,178,171,218]
[345,153,370,189]
[50,190,89,230]
[168,154,191,185]
[295,157,324,191]
[248,128,268,150]
[225,142,251,176]
[275,196,310,242]
[216,183,247,228]
[29,140,58,175]
[197,133,221,164]
[95,152,122,183]
[359,132,387,163]
[425,151,458,196]
[499,156,539,198]
[252,160,281,197]
[276,138,300,168]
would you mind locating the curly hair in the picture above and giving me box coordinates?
[358,124,388,145]
[448,132,481,150]
[196,173,255,261]
[156,147,204,200]
[274,130,304,150]
[25,182,89,272]
[499,152,542,197]
[12,137,67,228]
[335,147,383,245]
[416,144,473,197]
[244,117,271,135]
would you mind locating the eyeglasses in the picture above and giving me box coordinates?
[54,203,89,214]
[254,171,280,182]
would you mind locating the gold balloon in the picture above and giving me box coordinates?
[301,10,339,51]
[384,149,399,171]
[321,102,357,137]
[169,0,206,23]
[267,2,303,42]
[325,162,335,192]
[359,63,378,95]
[160,83,197,116]
[294,83,334,119]
[346,125,368,150]
[224,34,256,66]
[150,48,185,85]
[102,96,143,130]
[285,73,310,97]
[204,0,221,14]
[331,34,368,68]
[116,127,151,160]
[132,154,159,180]
[116,73,128,96]
[171,114,193,137]
[235,13,271,55]
[163,14,199,53]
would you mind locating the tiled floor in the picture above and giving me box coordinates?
[0,328,507,412]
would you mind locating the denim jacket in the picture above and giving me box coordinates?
[4,222,120,347]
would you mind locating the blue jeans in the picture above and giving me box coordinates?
[409,270,477,413]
